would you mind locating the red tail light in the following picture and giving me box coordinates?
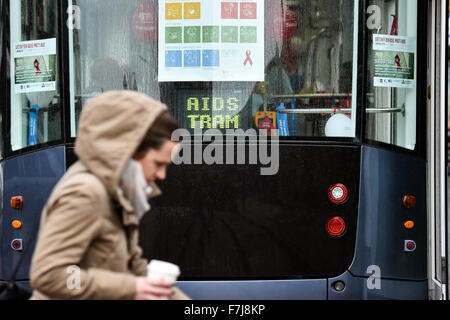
[402,195,416,209]
[326,216,346,237]
[328,183,348,204]
[10,196,24,210]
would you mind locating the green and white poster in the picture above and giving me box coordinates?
[373,35,415,89]
[13,38,57,93]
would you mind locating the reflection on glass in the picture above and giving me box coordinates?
[70,0,357,138]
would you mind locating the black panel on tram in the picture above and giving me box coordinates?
[141,145,361,279]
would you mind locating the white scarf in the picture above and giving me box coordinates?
[118,160,153,220]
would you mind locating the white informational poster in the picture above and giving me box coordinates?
[372,34,416,89]
[13,38,57,93]
[158,0,264,82]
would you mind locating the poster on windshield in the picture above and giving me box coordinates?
[372,35,415,89]
[13,38,57,93]
[158,0,264,82]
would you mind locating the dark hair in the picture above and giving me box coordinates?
[133,111,179,159]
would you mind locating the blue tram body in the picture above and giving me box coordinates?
[0,0,445,300]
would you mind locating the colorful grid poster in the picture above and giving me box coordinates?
[158,0,264,82]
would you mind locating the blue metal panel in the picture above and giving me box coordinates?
[328,271,427,300]
[176,279,327,300]
[349,146,427,281]
[0,147,66,281]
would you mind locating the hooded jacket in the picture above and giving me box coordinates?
[30,91,183,300]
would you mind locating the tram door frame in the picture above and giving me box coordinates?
[0,0,3,161]
[427,0,448,301]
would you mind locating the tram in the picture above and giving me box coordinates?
[0,0,448,300]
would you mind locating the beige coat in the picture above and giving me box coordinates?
[30,91,187,300]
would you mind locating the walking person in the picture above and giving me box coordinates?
[30,91,187,300]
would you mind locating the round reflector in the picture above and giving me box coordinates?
[328,183,348,204]
[326,216,346,237]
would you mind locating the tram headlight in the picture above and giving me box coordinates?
[328,183,348,204]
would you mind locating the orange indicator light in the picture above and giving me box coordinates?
[12,220,23,229]
[404,221,415,229]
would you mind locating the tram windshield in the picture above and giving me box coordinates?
[4,0,421,154]
[68,0,359,139]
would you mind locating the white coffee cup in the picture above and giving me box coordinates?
[147,259,180,282]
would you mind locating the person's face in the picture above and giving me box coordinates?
[136,140,179,185]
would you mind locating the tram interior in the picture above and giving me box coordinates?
[70,0,358,138]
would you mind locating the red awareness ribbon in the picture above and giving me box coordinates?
[243,50,253,66]
[395,54,402,71]
[34,59,41,72]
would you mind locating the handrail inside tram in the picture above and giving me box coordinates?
[268,93,374,99]
[278,106,405,115]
